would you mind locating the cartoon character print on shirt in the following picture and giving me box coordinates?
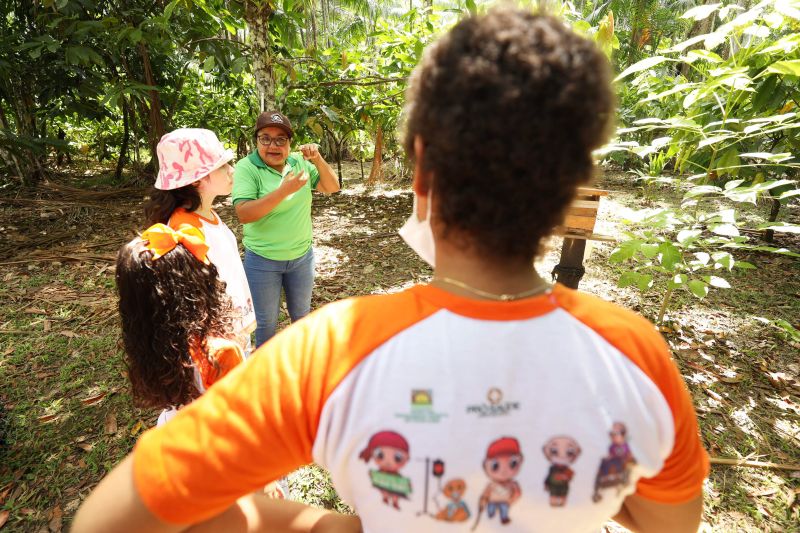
[359,430,412,510]
[542,436,581,507]
[473,437,524,528]
[435,478,471,522]
[416,457,471,523]
[592,422,637,503]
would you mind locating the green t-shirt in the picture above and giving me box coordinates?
[232,151,321,261]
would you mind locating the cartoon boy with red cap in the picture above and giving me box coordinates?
[359,430,412,510]
[477,437,524,525]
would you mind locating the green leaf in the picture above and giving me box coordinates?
[694,252,711,265]
[706,276,731,289]
[710,223,740,237]
[677,229,702,246]
[758,223,800,234]
[687,279,709,298]
[659,242,683,270]
[615,56,671,82]
[766,60,800,76]
[609,239,643,263]
[681,3,721,21]
[640,243,660,259]
[465,0,477,15]
[203,56,215,71]
[130,28,143,43]
[618,271,639,288]
[734,261,756,269]
[684,185,722,199]
[711,251,734,270]
[669,273,688,288]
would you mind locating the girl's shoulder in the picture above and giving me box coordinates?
[168,207,204,229]
[190,337,244,390]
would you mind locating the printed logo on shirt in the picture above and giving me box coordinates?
[395,389,448,423]
[465,387,520,418]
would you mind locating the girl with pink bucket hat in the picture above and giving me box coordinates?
[145,128,256,356]
[143,129,289,499]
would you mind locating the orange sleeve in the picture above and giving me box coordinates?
[132,291,436,525]
[553,285,709,503]
[191,338,244,390]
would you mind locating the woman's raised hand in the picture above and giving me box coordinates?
[279,170,309,194]
[299,144,321,162]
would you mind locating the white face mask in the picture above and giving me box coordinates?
[398,190,436,267]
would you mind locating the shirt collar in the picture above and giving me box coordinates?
[247,150,298,172]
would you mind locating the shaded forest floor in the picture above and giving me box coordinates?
[0,161,798,531]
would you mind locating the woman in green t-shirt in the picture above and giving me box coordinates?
[232,111,340,346]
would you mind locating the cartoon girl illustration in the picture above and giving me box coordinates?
[359,430,412,509]
[542,436,581,507]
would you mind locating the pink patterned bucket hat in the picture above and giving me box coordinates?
[155,128,234,190]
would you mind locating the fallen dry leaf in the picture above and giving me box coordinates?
[43,319,51,332]
[104,412,117,434]
[60,330,79,339]
[23,308,46,314]
[0,510,8,529]
[37,413,59,423]
[48,505,62,533]
[2,347,14,357]
[80,392,106,406]
[76,442,94,452]
[130,420,143,436]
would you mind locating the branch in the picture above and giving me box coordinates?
[287,76,408,90]
[184,37,250,50]
[710,457,800,471]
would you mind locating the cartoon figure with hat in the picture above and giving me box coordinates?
[473,436,524,528]
[359,430,412,509]
[542,435,582,507]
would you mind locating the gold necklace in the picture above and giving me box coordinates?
[433,276,551,301]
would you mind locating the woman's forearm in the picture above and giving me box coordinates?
[235,188,290,224]
[313,157,341,194]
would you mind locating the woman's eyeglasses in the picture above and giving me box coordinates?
[257,135,289,147]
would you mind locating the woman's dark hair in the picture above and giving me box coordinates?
[116,239,234,409]
[402,8,615,260]
[144,185,201,225]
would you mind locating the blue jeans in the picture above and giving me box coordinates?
[244,247,315,347]
[487,502,509,522]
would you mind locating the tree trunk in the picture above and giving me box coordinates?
[679,8,715,77]
[245,0,276,112]
[138,42,166,167]
[367,124,383,186]
[115,98,130,180]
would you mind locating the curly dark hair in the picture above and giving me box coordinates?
[115,238,234,409]
[144,185,201,225]
[402,8,615,260]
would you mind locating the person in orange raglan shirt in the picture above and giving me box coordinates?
[74,8,709,533]
[145,128,256,355]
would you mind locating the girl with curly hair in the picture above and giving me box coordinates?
[144,128,256,353]
[115,223,241,420]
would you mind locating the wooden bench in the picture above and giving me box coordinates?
[551,187,614,289]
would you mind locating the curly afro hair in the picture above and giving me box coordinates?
[116,238,234,409]
[402,7,615,260]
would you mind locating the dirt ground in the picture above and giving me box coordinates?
[0,160,798,531]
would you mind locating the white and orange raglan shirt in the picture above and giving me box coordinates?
[168,208,256,345]
[133,284,709,533]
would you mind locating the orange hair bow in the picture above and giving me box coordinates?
[140,223,210,264]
